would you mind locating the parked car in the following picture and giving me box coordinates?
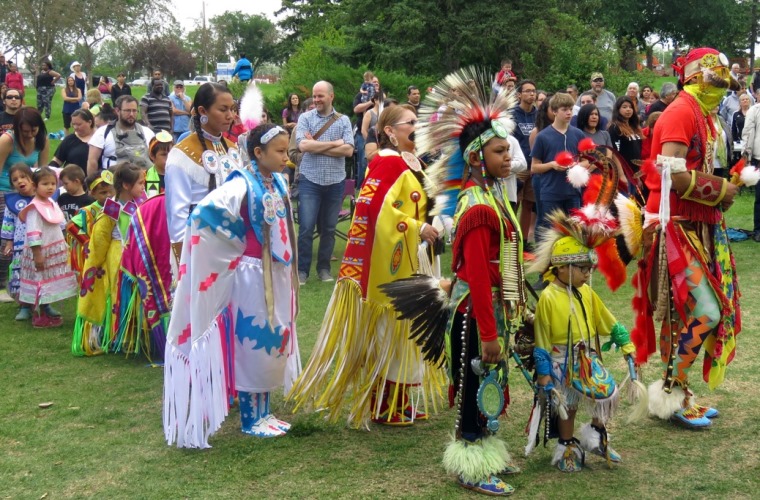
[183,75,215,86]
[130,77,150,86]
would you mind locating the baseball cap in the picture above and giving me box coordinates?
[591,72,604,81]
[173,80,184,87]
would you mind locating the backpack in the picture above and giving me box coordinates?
[101,122,152,169]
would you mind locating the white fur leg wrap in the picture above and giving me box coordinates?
[443,436,510,483]
[552,441,583,466]
[647,379,690,420]
[579,422,601,451]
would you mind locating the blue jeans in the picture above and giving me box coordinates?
[537,195,581,238]
[354,131,366,188]
[297,176,345,276]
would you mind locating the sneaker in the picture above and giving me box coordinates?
[15,306,32,321]
[298,272,307,286]
[753,231,760,243]
[671,406,712,429]
[42,304,62,317]
[241,417,286,438]
[0,289,13,303]
[317,270,334,282]
[458,475,514,496]
[264,414,291,433]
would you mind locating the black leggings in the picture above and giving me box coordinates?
[450,310,487,440]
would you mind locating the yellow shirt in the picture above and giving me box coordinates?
[534,282,617,351]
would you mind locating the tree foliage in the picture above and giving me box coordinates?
[125,35,196,79]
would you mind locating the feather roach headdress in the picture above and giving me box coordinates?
[416,67,518,217]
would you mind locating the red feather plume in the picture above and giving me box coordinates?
[582,174,603,206]
[729,157,746,178]
[595,238,626,291]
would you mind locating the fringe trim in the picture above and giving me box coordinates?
[71,315,104,357]
[451,205,500,269]
[113,271,155,360]
[163,308,232,448]
[443,436,510,483]
[287,279,445,429]
[673,197,722,225]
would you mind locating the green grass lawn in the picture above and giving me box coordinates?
[3,88,760,498]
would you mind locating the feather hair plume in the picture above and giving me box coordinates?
[416,67,518,216]
[239,83,264,131]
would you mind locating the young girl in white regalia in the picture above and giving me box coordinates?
[163,123,301,448]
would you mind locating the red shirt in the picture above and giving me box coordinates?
[645,93,718,222]
[5,72,24,92]
[453,184,507,343]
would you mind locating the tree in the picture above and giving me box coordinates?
[125,36,196,80]
[186,21,226,75]
[0,0,144,72]
[0,0,71,68]
[276,0,341,59]
[209,12,280,67]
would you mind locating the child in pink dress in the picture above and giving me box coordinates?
[18,167,78,328]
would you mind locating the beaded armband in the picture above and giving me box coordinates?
[680,170,727,207]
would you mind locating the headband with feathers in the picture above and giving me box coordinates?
[416,67,518,217]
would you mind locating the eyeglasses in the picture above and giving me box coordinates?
[520,89,536,94]
[5,95,20,100]
[575,265,594,274]
[393,119,418,127]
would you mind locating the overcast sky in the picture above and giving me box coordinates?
[178,0,283,30]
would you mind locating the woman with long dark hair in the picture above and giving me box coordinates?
[608,96,643,169]
[61,76,82,134]
[164,82,241,260]
[36,61,60,121]
[281,93,301,132]
[0,108,49,303]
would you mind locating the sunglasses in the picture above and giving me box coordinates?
[592,78,604,83]
[393,119,418,127]
[5,95,21,100]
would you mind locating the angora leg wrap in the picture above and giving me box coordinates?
[552,440,583,466]
[579,422,600,451]
[648,380,691,420]
[443,436,510,484]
